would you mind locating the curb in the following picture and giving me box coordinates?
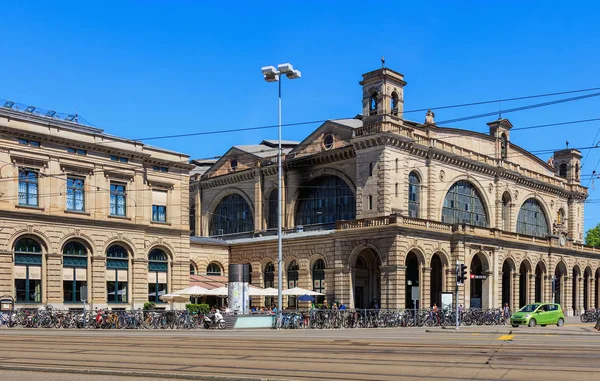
[425,328,598,336]
[0,365,277,381]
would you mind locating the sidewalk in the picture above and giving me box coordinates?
[426,316,599,336]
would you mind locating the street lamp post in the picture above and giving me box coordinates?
[261,63,301,312]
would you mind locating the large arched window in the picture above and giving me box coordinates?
[206,262,222,276]
[559,163,567,178]
[369,93,377,115]
[267,189,278,229]
[287,261,299,309]
[14,237,42,303]
[148,249,168,303]
[106,245,129,303]
[295,176,355,226]
[312,259,325,304]
[441,181,488,227]
[63,242,87,303]
[190,261,197,275]
[517,198,549,237]
[391,92,399,115]
[264,262,275,307]
[408,171,420,218]
[209,193,254,236]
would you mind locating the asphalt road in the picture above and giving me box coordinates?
[1,323,599,381]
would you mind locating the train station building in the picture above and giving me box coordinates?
[190,66,600,316]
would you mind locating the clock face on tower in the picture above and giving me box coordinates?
[559,235,566,247]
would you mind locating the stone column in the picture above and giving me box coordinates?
[512,272,519,312]
[544,275,552,304]
[563,275,572,316]
[379,265,397,309]
[528,273,535,305]
[253,168,263,231]
[132,258,148,310]
[91,256,107,309]
[46,253,63,306]
[397,265,406,309]
[0,251,12,297]
[578,277,584,315]
[590,277,596,310]
[421,266,431,309]
[331,268,346,307]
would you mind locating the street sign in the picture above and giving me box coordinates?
[470,274,487,280]
[80,286,88,301]
[411,286,420,301]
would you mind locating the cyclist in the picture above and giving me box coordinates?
[503,303,510,319]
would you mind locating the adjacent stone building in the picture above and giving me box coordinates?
[192,66,600,315]
[0,102,193,309]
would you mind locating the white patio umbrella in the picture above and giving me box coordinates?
[174,285,210,296]
[202,286,229,296]
[282,287,324,296]
[261,287,280,296]
[159,293,189,303]
[248,287,274,296]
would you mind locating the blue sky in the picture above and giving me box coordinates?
[3,1,600,230]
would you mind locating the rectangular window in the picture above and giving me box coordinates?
[66,177,85,211]
[67,147,76,154]
[67,147,87,155]
[152,190,167,222]
[369,163,373,177]
[153,166,169,173]
[368,195,373,210]
[18,139,40,147]
[14,265,42,303]
[18,168,38,206]
[152,205,167,222]
[110,155,128,163]
[110,183,126,216]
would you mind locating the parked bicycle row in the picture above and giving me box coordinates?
[580,308,600,323]
[272,308,510,329]
[0,308,228,330]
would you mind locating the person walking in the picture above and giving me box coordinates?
[595,315,600,331]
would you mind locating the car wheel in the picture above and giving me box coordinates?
[512,324,519,328]
[541,325,547,327]
[557,318,564,327]
[528,318,537,328]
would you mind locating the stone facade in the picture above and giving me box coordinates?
[192,66,600,315]
[0,105,193,309]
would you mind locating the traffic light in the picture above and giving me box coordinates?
[456,262,468,285]
[552,277,559,294]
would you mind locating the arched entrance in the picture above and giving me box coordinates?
[584,267,592,311]
[501,259,514,309]
[405,251,420,309]
[572,266,580,315]
[535,262,545,302]
[555,262,567,306]
[430,253,443,308]
[469,253,490,308]
[351,248,381,309]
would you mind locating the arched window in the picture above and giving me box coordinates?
[206,262,222,276]
[248,263,253,284]
[441,181,488,227]
[391,92,399,115]
[312,259,325,304]
[559,163,567,178]
[190,262,197,275]
[575,163,579,179]
[14,238,42,303]
[517,199,549,237]
[369,93,377,115]
[500,133,508,160]
[209,193,254,236]
[106,245,129,303]
[557,208,566,225]
[63,242,87,303]
[264,262,275,307]
[267,189,278,230]
[295,176,355,226]
[408,171,420,218]
[287,261,299,308]
[148,249,168,303]
[502,192,511,231]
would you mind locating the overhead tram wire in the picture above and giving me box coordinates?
[129,88,600,142]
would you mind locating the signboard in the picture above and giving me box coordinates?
[80,286,88,301]
[470,274,487,280]
[411,286,420,301]
[470,297,482,309]
[441,292,453,310]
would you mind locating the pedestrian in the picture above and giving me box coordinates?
[503,303,510,319]
[595,316,600,331]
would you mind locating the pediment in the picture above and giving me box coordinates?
[288,120,359,160]
[203,146,262,178]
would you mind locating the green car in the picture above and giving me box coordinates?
[510,303,565,327]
